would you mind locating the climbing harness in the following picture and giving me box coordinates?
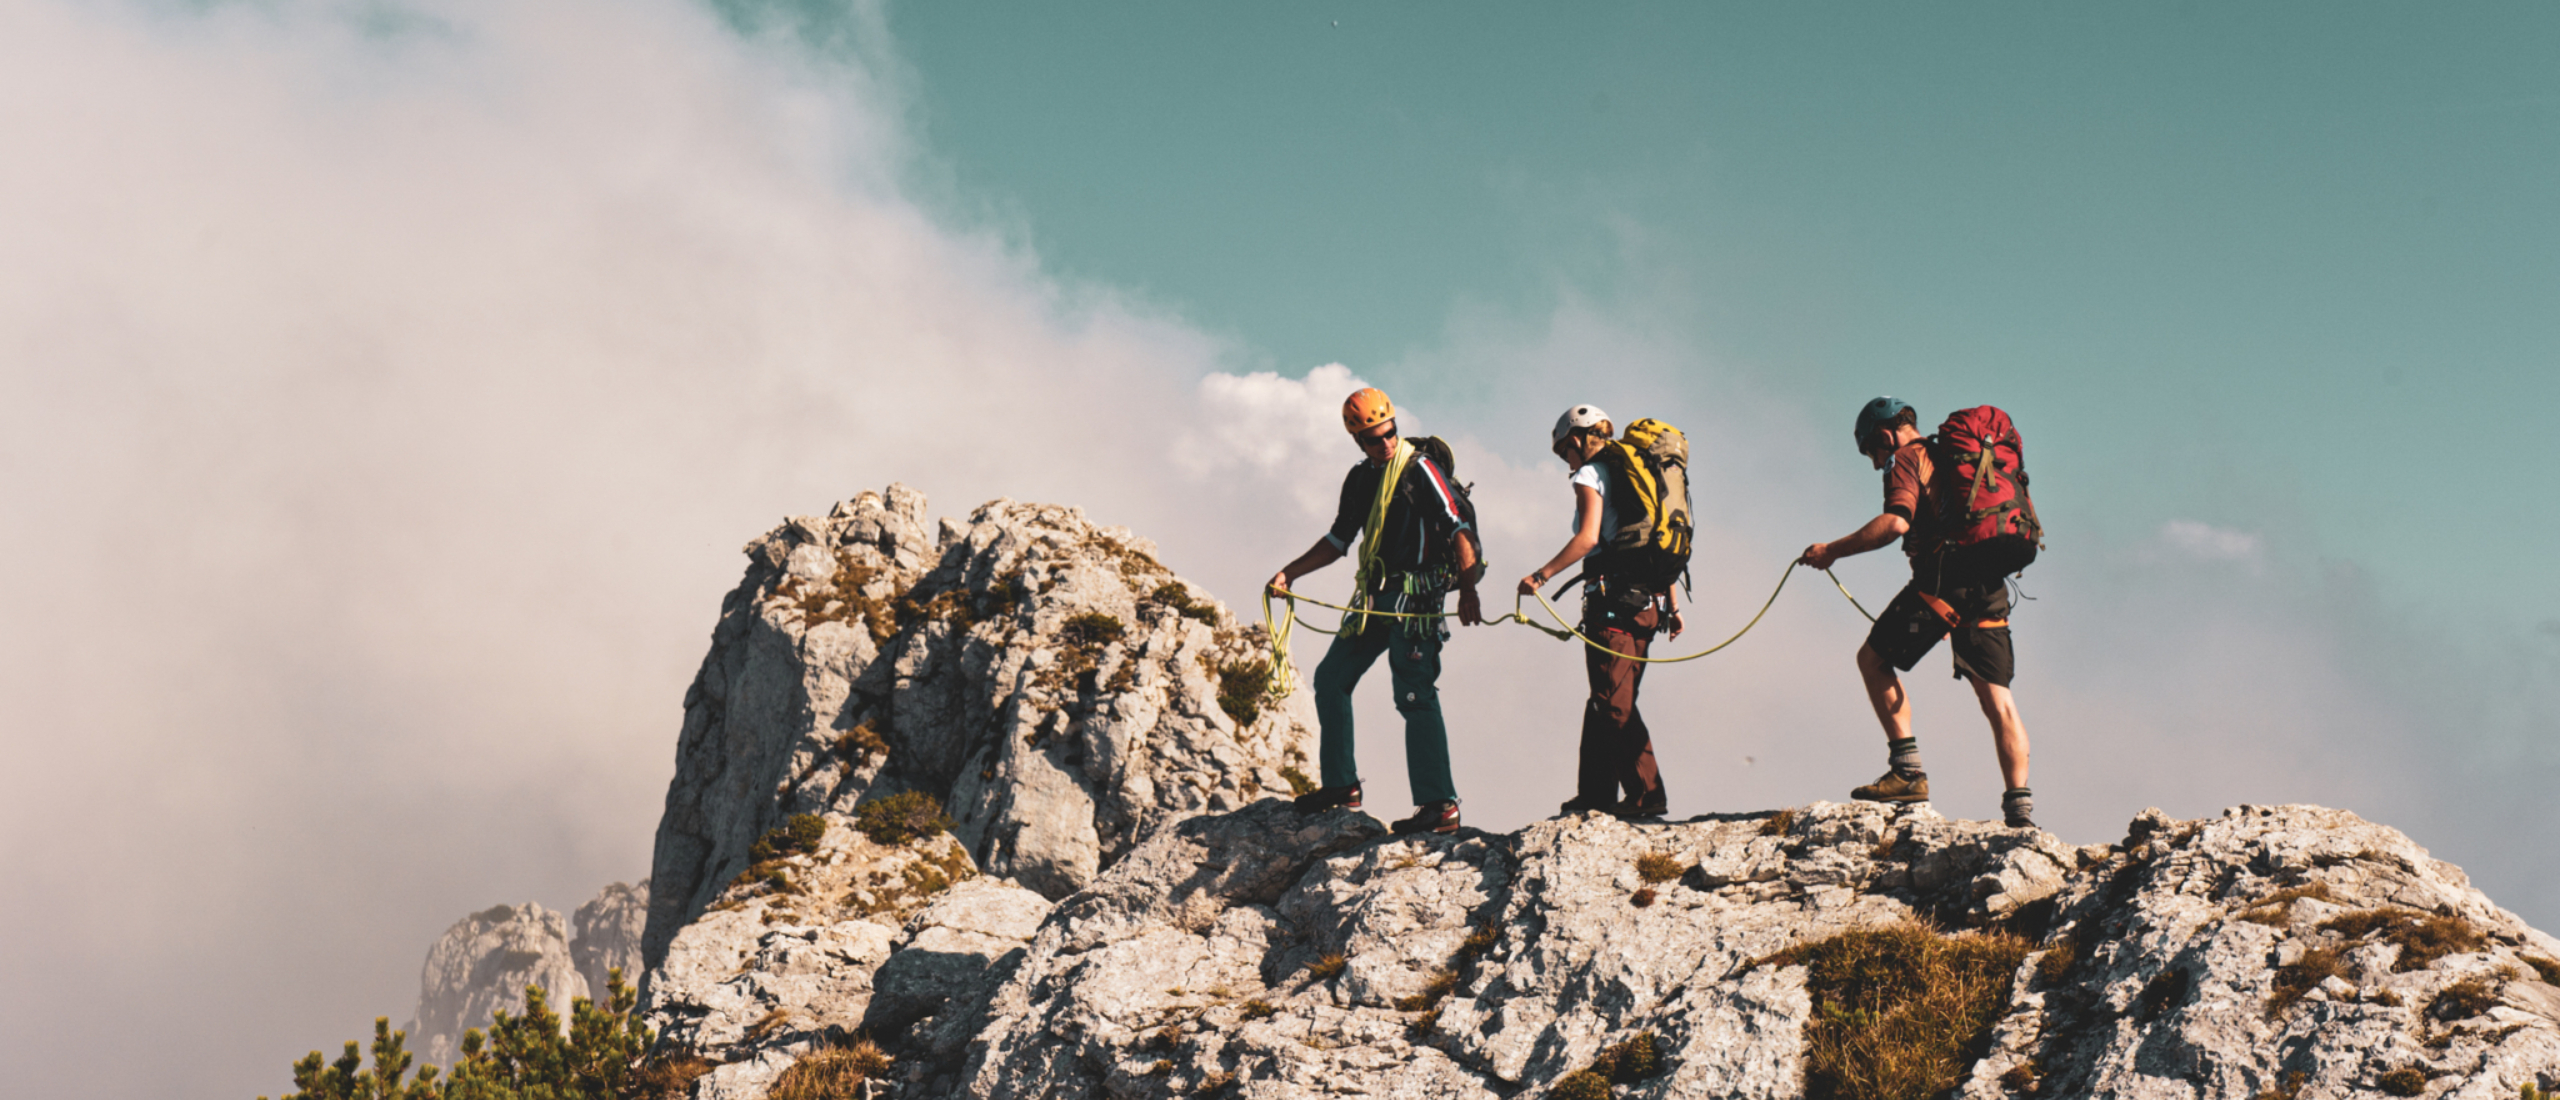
[1262,558,1883,696]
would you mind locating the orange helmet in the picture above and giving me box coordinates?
[1341,387,1395,434]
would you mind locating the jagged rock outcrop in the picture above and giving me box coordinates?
[409,902,589,1066]
[625,487,1313,1089]
[572,879,650,1000]
[890,800,2560,1100]
[607,490,2560,1098]
[641,486,1314,978]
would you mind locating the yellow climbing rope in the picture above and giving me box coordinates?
[1261,559,1880,695]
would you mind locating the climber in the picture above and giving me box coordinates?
[1519,405,1683,820]
[1267,387,1486,835]
[1799,397,2038,829]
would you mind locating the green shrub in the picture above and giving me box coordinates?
[1060,611,1126,647]
[1551,1069,1612,1100]
[1763,922,2030,1100]
[1279,765,1317,796]
[1588,1030,1663,1082]
[1148,582,1220,626]
[1217,660,1272,728]
[854,791,952,847]
[750,813,827,862]
[836,720,889,765]
[261,972,669,1100]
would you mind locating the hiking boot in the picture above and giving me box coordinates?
[1851,769,1930,804]
[2005,813,2039,830]
[1294,783,1362,812]
[1612,792,1668,820]
[1392,801,1462,835]
[1557,794,1617,816]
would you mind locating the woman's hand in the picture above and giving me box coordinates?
[1516,572,1544,597]
[1267,571,1293,597]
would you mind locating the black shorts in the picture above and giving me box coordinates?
[1865,577,2015,687]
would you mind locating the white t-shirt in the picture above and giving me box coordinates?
[1569,462,1616,594]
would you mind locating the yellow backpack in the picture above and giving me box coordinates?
[1591,418,1694,592]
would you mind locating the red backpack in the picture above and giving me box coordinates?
[1923,406,2042,561]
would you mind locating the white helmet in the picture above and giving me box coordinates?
[1551,404,1611,446]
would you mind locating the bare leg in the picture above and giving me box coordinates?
[1856,643,1913,743]
[1966,674,2030,789]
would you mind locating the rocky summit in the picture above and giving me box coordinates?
[408,488,2560,1099]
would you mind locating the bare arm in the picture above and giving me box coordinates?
[1269,538,1346,595]
[1518,484,1605,596]
[1800,513,1910,571]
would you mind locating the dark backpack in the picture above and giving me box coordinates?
[1404,436,1482,564]
[1921,406,2042,573]
[1588,418,1695,593]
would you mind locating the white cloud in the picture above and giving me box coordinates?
[2157,519,2264,564]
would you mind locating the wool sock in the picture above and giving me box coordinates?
[1887,737,1926,778]
[2002,787,2036,825]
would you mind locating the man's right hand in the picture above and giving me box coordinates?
[1799,543,1835,571]
[1267,571,1293,597]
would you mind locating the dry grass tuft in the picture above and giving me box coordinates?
[2267,945,2349,1016]
[768,1039,893,1100]
[1636,851,1688,884]
[2238,881,2335,926]
[1238,1000,1277,1021]
[1763,922,2030,1100]
[1459,924,1499,959]
[1279,765,1318,797]
[1305,954,1347,981]
[2429,976,2501,1021]
[2250,1069,2306,1100]
[2525,957,2560,986]
[630,1052,714,1100]
[2320,909,2487,972]
[2033,937,2079,988]
[1759,808,1796,837]
[1392,969,1459,1012]
[835,720,890,766]
[2378,1067,2429,1096]
[742,1008,791,1043]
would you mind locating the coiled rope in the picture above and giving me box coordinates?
[1262,560,1880,697]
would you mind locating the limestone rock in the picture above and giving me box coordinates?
[642,486,1314,978]
[893,800,2560,1100]
[572,879,649,999]
[409,902,586,1067]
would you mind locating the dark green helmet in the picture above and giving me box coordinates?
[1853,396,1911,453]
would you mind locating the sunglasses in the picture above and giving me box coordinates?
[1357,423,1399,448]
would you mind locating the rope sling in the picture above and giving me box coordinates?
[1261,559,1882,700]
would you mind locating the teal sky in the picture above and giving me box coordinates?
[860,1,2559,627]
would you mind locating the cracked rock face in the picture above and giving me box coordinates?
[896,800,2560,1100]
[642,486,1315,978]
